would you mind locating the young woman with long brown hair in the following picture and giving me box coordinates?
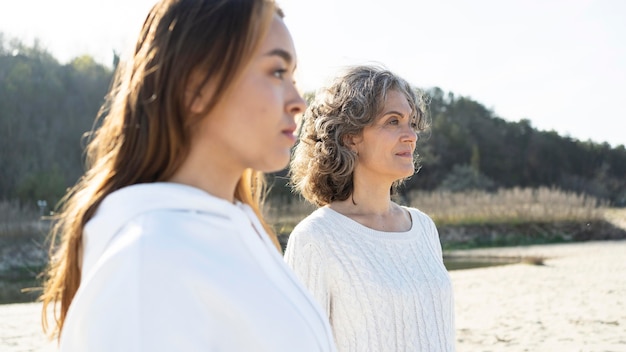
[40,1,336,350]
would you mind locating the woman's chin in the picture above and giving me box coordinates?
[255,153,290,173]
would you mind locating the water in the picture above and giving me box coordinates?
[0,277,40,304]
[0,258,515,305]
[444,257,519,271]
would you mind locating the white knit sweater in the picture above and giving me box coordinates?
[284,206,456,352]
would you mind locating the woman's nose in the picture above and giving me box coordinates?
[402,125,418,143]
[286,84,306,116]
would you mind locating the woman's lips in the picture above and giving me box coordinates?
[283,128,296,144]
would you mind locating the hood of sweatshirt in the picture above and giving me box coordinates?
[81,182,244,280]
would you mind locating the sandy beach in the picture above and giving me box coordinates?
[1,240,625,351]
[450,240,626,352]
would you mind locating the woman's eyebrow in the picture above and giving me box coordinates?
[264,48,293,65]
[383,110,408,117]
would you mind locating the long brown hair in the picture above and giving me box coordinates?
[41,0,282,339]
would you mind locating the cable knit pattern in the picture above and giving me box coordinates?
[284,207,456,352]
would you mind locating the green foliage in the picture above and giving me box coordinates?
[0,34,113,202]
[302,91,316,105]
[437,164,496,192]
[16,164,66,206]
[1,33,625,206]
[409,87,626,205]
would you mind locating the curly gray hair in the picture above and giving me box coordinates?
[290,65,429,206]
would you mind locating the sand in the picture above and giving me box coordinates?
[450,240,626,352]
[1,240,625,351]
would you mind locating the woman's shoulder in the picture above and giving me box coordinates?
[118,209,238,250]
[293,206,342,230]
[288,207,340,244]
[400,206,442,245]
[83,209,242,279]
[402,206,435,223]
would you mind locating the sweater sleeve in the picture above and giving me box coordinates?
[284,230,330,318]
[411,208,445,259]
[426,215,444,258]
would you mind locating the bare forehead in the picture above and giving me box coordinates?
[258,15,297,65]
[382,90,412,116]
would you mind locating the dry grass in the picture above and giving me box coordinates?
[407,187,608,226]
[1,187,613,239]
[0,200,45,239]
[265,198,317,236]
[0,200,39,223]
[265,187,610,236]
[602,208,626,231]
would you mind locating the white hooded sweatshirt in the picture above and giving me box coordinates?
[59,183,336,352]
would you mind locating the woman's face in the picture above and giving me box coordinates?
[350,89,418,184]
[190,14,305,176]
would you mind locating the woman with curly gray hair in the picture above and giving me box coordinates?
[284,65,456,351]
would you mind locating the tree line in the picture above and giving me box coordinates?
[1,35,624,211]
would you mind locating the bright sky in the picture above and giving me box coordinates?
[1,0,624,147]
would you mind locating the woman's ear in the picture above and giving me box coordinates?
[343,133,360,153]
[188,86,212,115]
[189,95,205,115]
[186,70,216,114]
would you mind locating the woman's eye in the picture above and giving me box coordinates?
[388,118,399,125]
[273,68,287,79]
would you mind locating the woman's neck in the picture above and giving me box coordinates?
[340,171,396,215]
[329,198,410,232]
[328,170,413,232]
[167,148,241,203]
[331,187,393,217]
